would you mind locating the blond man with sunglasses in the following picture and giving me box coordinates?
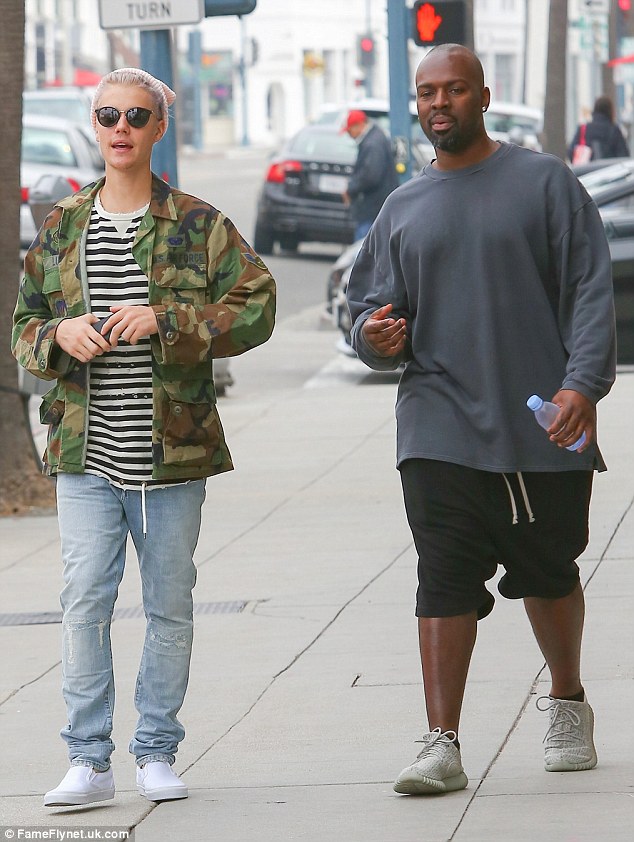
[13,68,276,807]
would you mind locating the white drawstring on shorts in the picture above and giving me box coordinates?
[502,472,535,525]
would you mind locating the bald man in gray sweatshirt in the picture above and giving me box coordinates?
[347,44,616,795]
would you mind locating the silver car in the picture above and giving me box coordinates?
[20,113,104,247]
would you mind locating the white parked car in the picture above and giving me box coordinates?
[23,87,94,127]
[484,101,543,151]
[20,113,104,247]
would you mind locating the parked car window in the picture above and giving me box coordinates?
[288,128,357,163]
[76,125,105,170]
[484,112,540,134]
[22,125,78,168]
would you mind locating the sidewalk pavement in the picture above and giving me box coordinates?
[1,308,633,842]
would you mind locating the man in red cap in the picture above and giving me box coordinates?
[342,110,399,241]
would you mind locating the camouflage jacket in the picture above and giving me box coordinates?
[12,174,276,481]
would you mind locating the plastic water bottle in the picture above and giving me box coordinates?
[526,395,586,451]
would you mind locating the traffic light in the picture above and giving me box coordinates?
[357,34,376,69]
[204,1,257,16]
[411,1,466,47]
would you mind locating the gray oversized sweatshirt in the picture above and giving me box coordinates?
[347,142,616,473]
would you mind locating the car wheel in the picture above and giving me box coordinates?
[279,234,299,253]
[253,222,275,255]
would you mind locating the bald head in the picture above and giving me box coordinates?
[417,44,485,90]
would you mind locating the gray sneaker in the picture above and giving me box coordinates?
[393,728,468,794]
[537,696,598,772]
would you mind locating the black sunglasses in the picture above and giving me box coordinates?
[94,106,155,129]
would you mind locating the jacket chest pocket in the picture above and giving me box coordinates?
[152,264,208,306]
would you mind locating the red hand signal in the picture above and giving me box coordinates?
[417,3,442,41]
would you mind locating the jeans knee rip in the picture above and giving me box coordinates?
[63,617,109,662]
[148,626,191,651]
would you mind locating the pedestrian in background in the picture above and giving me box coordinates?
[569,95,630,163]
[341,110,399,241]
[12,67,275,808]
[347,44,615,795]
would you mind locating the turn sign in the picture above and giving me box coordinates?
[98,0,204,30]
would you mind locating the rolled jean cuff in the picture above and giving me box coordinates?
[136,753,175,767]
[71,759,110,772]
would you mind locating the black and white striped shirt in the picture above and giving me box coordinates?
[84,194,156,488]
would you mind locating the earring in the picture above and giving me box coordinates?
[482,106,488,113]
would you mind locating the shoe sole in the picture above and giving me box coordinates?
[44,789,115,807]
[393,771,468,795]
[137,784,188,801]
[545,754,598,772]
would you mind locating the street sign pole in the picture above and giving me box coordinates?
[387,0,412,182]
[140,29,180,186]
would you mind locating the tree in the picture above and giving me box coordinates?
[0,1,55,515]
[542,0,568,159]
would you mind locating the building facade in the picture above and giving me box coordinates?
[23,1,606,150]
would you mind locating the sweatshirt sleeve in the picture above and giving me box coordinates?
[347,215,410,371]
[555,192,616,403]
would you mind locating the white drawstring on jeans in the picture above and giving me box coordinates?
[141,482,148,538]
[502,472,535,525]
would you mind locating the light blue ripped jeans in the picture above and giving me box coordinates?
[56,473,206,771]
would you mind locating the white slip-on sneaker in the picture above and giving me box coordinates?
[393,728,468,794]
[136,761,188,801]
[44,766,115,807]
[537,695,598,772]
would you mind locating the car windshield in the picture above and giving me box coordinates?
[22,125,78,167]
[24,96,90,125]
[288,128,357,163]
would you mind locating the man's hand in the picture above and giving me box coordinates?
[102,305,160,346]
[55,314,111,363]
[55,306,160,362]
[361,303,407,358]
[548,389,596,452]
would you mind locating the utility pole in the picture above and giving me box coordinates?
[387,0,412,182]
[239,15,249,146]
[601,0,617,103]
[365,0,373,97]
[464,0,475,51]
[543,0,568,160]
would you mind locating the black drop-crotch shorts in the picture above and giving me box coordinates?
[399,459,593,620]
